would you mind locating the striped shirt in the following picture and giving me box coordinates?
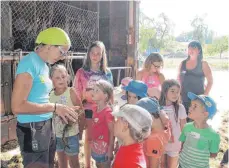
[179,122,220,168]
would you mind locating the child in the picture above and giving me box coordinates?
[90,80,115,168]
[113,79,148,153]
[159,79,187,168]
[136,97,171,168]
[49,64,83,168]
[179,92,220,168]
[112,104,152,168]
[137,52,165,99]
[123,80,148,105]
[122,80,169,125]
[113,77,133,110]
[74,41,113,168]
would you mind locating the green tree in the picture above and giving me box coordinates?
[139,26,156,52]
[155,13,174,49]
[139,12,174,52]
[191,15,208,44]
[139,12,156,52]
[212,36,228,58]
[205,44,216,57]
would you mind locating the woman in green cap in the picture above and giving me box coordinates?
[11,27,78,168]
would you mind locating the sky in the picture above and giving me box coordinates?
[140,0,229,37]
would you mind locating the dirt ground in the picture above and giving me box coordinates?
[0,135,96,168]
[1,111,228,168]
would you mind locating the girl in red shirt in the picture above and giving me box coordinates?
[91,80,114,168]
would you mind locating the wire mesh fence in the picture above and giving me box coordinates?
[1,1,99,52]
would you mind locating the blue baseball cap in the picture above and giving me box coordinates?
[187,92,217,119]
[136,97,160,114]
[123,80,148,98]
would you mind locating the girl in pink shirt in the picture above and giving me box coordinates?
[74,41,113,168]
[159,79,187,168]
[137,53,165,99]
[91,80,114,168]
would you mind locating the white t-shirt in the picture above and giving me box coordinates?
[163,104,187,152]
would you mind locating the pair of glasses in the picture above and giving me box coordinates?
[58,46,68,57]
[153,63,162,69]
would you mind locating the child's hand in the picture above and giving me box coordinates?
[114,141,119,154]
[159,110,170,127]
[106,149,114,162]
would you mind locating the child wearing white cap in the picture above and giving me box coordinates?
[112,104,152,168]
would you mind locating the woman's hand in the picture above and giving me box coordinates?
[55,104,79,124]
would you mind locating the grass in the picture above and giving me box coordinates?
[210,110,228,168]
[163,57,229,71]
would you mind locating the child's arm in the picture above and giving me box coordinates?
[180,119,186,131]
[179,104,187,130]
[210,153,218,158]
[209,133,220,158]
[70,87,85,137]
[70,87,82,107]
[159,110,169,127]
[107,122,115,160]
[73,69,84,100]
[136,70,143,80]
[179,124,187,153]
[180,142,184,153]
[159,73,165,85]
[149,157,160,168]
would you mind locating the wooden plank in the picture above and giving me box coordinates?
[8,116,17,141]
[1,61,13,115]
[1,117,9,145]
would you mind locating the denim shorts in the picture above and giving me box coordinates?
[56,135,79,156]
[91,151,108,163]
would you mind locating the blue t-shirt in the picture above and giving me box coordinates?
[16,52,53,123]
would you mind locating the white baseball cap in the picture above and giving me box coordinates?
[112,104,152,133]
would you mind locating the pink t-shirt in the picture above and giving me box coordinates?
[162,104,187,152]
[141,72,161,89]
[74,68,113,109]
[91,106,114,155]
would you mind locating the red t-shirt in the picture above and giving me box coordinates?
[91,106,113,154]
[112,143,146,168]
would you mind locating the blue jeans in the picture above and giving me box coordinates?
[56,135,80,156]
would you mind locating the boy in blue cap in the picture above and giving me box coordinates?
[179,92,220,168]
